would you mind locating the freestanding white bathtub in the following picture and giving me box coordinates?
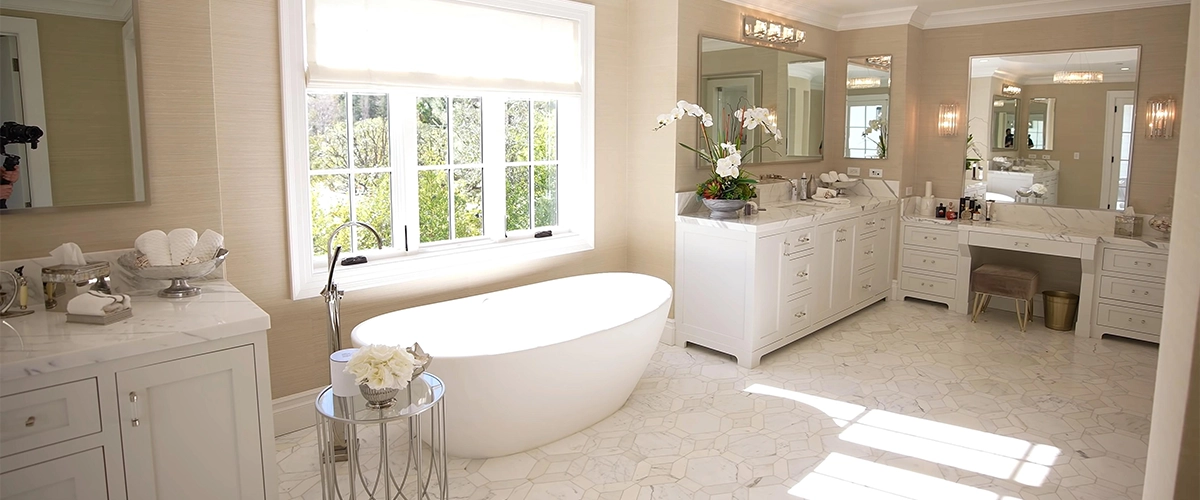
[351,272,672,458]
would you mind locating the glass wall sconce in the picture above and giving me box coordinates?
[938,103,959,137]
[743,15,805,45]
[1146,96,1176,139]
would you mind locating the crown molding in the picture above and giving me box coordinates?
[716,0,842,31]
[0,0,130,21]
[921,0,1191,30]
[837,7,921,31]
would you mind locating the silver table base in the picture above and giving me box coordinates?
[316,392,447,499]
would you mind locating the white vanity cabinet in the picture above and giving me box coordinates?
[897,221,963,312]
[1091,244,1168,343]
[676,205,897,367]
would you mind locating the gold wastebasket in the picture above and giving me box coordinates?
[1043,291,1080,331]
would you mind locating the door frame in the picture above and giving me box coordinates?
[1101,90,1136,210]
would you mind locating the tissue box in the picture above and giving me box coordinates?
[1114,215,1143,238]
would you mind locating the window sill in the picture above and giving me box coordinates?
[291,233,593,300]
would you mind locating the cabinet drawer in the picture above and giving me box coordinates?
[784,292,815,333]
[968,232,1081,258]
[854,236,879,271]
[0,447,108,500]
[903,225,957,251]
[855,268,882,302]
[1096,302,1162,336]
[784,252,815,296]
[1099,275,1165,308]
[900,271,957,299]
[858,214,881,237]
[901,248,957,275]
[782,228,815,256]
[1102,248,1168,279]
[0,379,101,458]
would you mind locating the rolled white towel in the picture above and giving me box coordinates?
[818,173,833,183]
[66,291,132,317]
[837,173,852,182]
[186,229,224,263]
[135,230,172,266]
[168,228,199,266]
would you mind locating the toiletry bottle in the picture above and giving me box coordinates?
[971,207,981,222]
[936,203,946,218]
[946,204,957,221]
[985,200,995,222]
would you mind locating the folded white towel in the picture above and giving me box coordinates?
[135,230,172,266]
[186,229,224,263]
[66,291,132,317]
[815,187,839,199]
[168,228,199,266]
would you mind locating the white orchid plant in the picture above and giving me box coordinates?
[655,100,783,201]
[345,344,417,391]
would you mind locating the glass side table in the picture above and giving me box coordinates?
[315,372,447,500]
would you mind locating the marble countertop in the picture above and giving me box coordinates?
[678,195,901,233]
[0,281,270,382]
[901,215,1170,250]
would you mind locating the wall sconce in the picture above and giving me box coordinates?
[1146,96,1176,139]
[938,103,959,137]
[1001,84,1021,97]
[743,15,805,45]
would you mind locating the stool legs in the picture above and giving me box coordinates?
[971,292,989,323]
[973,293,1033,332]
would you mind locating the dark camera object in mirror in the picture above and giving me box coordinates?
[0,121,43,149]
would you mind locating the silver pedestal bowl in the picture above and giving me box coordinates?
[118,249,229,298]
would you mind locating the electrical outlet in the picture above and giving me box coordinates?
[1042,154,1051,159]
[847,167,861,176]
[905,186,913,196]
[869,168,884,178]
[1028,154,1037,159]
[1073,152,1080,160]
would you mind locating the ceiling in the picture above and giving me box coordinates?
[971,48,1140,84]
[722,0,1190,31]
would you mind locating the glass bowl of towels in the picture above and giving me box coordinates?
[118,249,228,298]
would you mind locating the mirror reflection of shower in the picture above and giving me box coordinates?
[703,75,759,161]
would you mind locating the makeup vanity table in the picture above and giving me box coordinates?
[898,215,1169,343]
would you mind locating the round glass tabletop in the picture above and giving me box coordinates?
[315,372,444,424]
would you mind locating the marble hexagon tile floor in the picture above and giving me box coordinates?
[276,298,1159,500]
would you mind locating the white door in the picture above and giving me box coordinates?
[1102,91,1135,210]
[117,346,266,500]
[0,447,108,500]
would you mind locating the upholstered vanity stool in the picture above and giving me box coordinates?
[971,264,1040,332]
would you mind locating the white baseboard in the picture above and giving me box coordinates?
[661,319,676,345]
[272,386,323,437]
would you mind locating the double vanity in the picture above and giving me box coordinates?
[0,280,276,500]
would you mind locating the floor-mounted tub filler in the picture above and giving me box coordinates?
[352,272,673,458]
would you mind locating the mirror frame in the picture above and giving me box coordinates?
[696,33,826,168]
[1026,97,1056,151]
[964,45,1143,212]
[991,95,1019,151]
[0,2,151,214]
[843,54,892,160]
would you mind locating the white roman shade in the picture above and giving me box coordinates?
[306,0,582,93]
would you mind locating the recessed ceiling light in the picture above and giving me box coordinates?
[1121,67,1130,71]
[978,59,990,63]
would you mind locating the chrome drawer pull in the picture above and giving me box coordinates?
[837,238,846,242]
[837,228,847,233]
[797,271,808,278]
[1015,242,1030,248]
[794,312,806,318]
[861,284,872,289]
[25,416,34,427]
[130,392,141,427]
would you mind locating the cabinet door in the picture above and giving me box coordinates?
[117,346,265,500]
[0,447,107,500]
[752,232,787,346]
[830,220,857,314]
[876,210,897,289]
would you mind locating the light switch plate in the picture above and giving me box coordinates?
[1028,154,1037,158]
[1073,152,1080,159]
[1042,154,1051,159]
[905,186,913,196]
[847,167,861,176]
[869,168,884,178]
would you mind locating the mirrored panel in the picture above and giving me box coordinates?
[699,37,824,164]
[844,55,891,160]
[0,2,144,211]
[966,47,1140,210]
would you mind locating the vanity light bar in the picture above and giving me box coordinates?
[743,15,805,45]
[847,77,881,89]
[865,55,891,70]
[1001,84,1021,96]
[1146,96,1176,139]
[1053,70,1103,84]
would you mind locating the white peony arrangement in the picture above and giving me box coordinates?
[1030,183,1048,197]
[344,345,417,390]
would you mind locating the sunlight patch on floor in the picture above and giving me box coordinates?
[791,453,1023,500]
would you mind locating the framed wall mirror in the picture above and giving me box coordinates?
[844,55,891,159]
[0,0,145,211]
[966,47,1140,210]
[699,36,825,165]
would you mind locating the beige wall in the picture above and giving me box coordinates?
[1145,0,1200,496]
[1017,82,1136,208]
[1,9,135,206]
[914,5,1190,216]
[0,0,223,258]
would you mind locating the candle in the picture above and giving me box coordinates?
[925,181,933,197]
[330,348,360,396]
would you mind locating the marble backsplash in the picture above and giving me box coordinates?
[900,196,1170,238]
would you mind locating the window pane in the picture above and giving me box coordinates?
[849,106,867,127]
[533,101,557,161]
[1121,104,1134,132]
[505,100,529,162]
[353,172,393,249]
[307,93,347,170]
[453,168,484,238]
[418,169,450,243]
[534,165,557,227]
[506,166,530,231]
[352,94,389,169]
[418,97,448,166]
[453,98,482,164]
[310,174,350,255]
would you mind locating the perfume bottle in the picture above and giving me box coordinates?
[936,203,946,218]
